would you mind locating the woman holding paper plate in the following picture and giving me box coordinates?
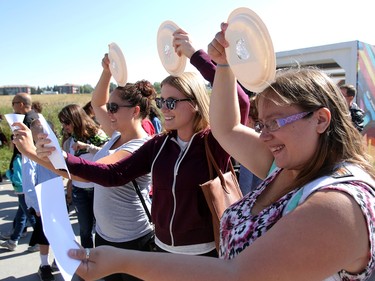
[34,28,250,258]
[61,18,375,281]
[81,54,157,281]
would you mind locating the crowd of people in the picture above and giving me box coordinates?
[1,19,374,281]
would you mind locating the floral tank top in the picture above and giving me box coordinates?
[219,166,375,281]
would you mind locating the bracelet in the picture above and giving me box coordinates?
[216,63,230,67]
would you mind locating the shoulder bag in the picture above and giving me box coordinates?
[200,134,243,252]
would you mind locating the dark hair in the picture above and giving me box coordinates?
[58,104,100,141]
[83,101,95,120]
[339,84,356,97]
[31,101,43,113]
[113,80,156,119]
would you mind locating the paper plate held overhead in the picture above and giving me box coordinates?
[157,20,187,76]
[225,7,276,93]
[108,42,127,86]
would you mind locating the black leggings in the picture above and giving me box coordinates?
[28,208,49,246]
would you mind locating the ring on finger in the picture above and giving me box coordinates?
[85,248,90,260]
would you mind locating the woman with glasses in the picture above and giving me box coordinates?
[79,56,157,281]
[32,28,250,258]
[61,24,375,281]
[58,104,109,250]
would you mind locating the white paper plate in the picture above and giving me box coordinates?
[225,7,276,93]
[108,42,127,86]
[157,20,187,76]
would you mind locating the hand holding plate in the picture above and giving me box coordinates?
[207,23,229,65]
[172,28,196,59]
[101,54,110,73]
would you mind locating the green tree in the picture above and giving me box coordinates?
[153,82,161,94]
[80,84,94,94]
[110,82,117,92]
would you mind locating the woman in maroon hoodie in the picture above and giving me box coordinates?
[29,29,249,257]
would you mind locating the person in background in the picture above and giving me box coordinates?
[61,23,375,281]
[31,101,43,114]
[0,93,38,248]
[31,28,249,258]
[24,119,60,281]
[59,104,109,249]
[83,101,99,125]
[0,141,36,251]
[339,84,365,132]
[0,122,8,147]
[148,104,163,134]
[0,121,8,182]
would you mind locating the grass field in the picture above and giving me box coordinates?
[0,94,92,177]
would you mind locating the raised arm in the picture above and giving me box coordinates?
[208,23,273,179]
[91,54,114,136]
[173,28,249,124]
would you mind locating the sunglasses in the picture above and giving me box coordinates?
[106,102,134,114]
[12,101,21,106]
[60,119,71,126]
[155,97,195,110]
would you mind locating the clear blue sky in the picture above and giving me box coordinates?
[1,0,374,88]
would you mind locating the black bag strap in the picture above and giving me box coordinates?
[132,180,152,223]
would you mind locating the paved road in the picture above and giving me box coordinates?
[0,180,83,281]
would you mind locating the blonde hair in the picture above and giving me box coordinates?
[161,72,209,133]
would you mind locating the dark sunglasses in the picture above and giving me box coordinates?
[155,97,196,110]
[60,119,71,126]
[106,102,133,114]
[12,101,21,106]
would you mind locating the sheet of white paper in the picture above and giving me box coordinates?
[4,113,25,131]
[37,114,71,179]
[35,177,81,281]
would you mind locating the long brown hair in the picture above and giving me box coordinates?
[58,104,100,141]
[258,67,375,190]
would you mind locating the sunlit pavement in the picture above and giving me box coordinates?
[0,180,83,281]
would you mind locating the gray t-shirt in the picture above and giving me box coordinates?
[92,131,153,242]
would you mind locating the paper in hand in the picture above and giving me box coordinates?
[4,113,25,131]
[35,177,81,281]
[37,114,71,179]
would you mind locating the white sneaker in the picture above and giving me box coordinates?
[0,239,17,251]
[27,244,40,252]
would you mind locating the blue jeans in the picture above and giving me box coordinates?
[11,194,36,241]
[72,186,94,248]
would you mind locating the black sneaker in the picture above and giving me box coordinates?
[38,265,55,281]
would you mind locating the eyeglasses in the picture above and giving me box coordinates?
[155,97,195,110]
[12,101,21,106]
[254,111,313,133]
[60,119,71,126]
[106,102,134,114]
